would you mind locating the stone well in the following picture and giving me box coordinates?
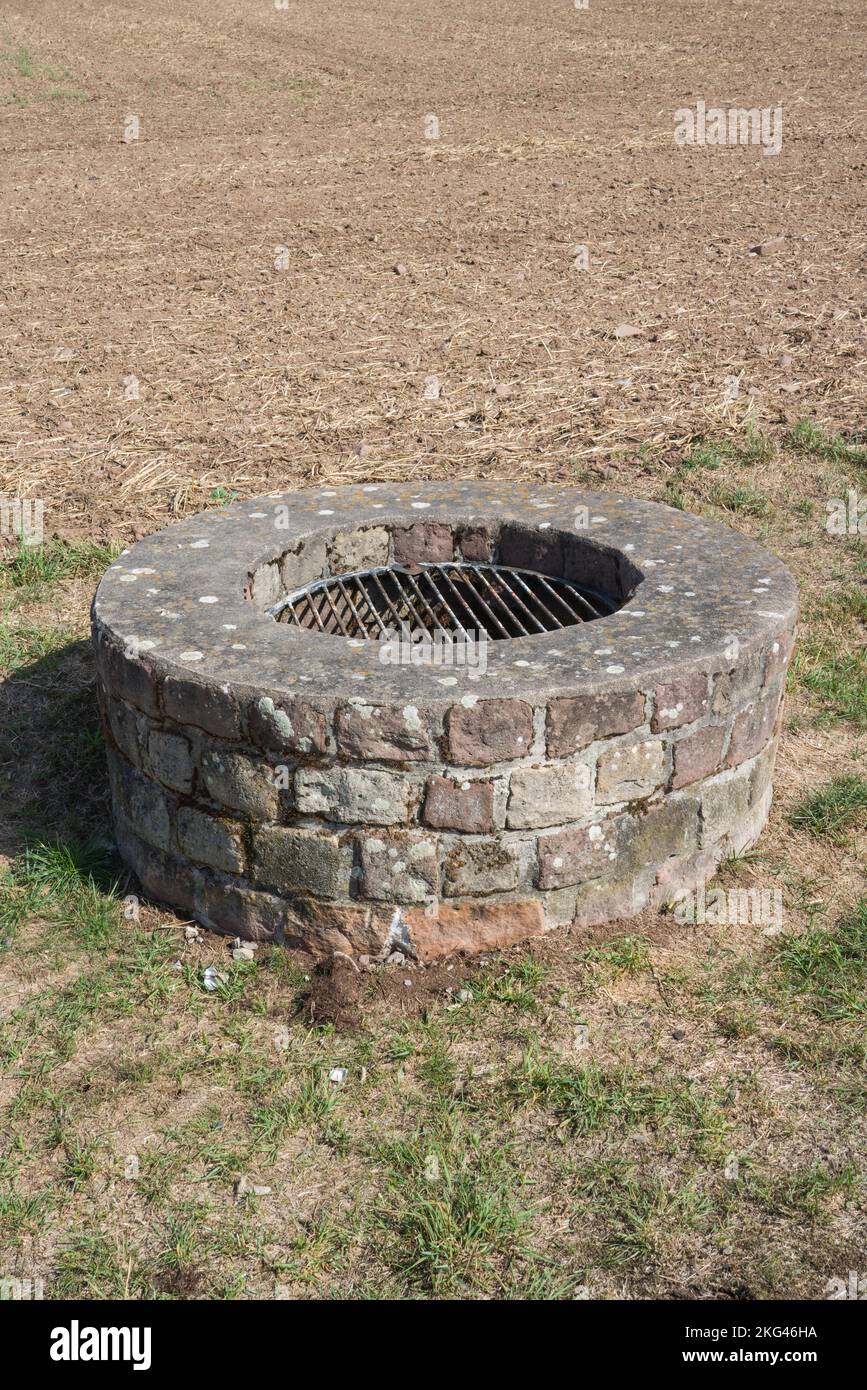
[91,483,798,961]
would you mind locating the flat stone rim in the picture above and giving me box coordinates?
[92,482,799,703]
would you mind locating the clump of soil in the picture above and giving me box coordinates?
[299,952,474,1032]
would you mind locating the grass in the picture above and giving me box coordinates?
[2,538,120,597]
[664,427,774,512]
[790,775,867,844]
[707,481,770,516]
[581,933,650,976]
[506,1054,729,1157]
[791,638,867,727]
[770,902,866,1023]
[784,420,867,473]
[0,41,90,104]
[374,1124,534,1296]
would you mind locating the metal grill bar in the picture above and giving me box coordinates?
[403,569,454,635]
[441,567,512,639]
[473,568,533,637]
[272,561,618,641]
[485,568,548,634]
[536,571,604,621]
[370,569,414,633]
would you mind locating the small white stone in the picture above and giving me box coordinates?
[199,595,219,604]
[179,650,204,662]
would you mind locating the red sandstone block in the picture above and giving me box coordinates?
[457,525,492,562]
[725,692,780,768]
[392,523,454,565]
[497,522,563,577]
[247,695,328,756]
[651,673,708,732]
[162,674,241,740]
[404,898,545,960]
[671,723,726,789]
[447,698,534,766]
[423,776,495,832]
[547,690,645,756]
[285,900,388,958]
[335,702,435,761]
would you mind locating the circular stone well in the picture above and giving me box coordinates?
[92,483,798,961]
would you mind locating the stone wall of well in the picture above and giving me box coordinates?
[96,620,793,961]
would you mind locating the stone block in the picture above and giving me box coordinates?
[404,898,546,960]
[107,699,145,768]
[200,748,280,819]
[547,690,645,757]
[537,814,633,889]
[253,825,353,898]
[651,673,709,732]
[392,523,454,565]
[295,767,419,825]
[457,525,493,562]
[423,776,495,833]
[328,526,389,574]
[447,697,534,766]
[360,832,439,903]
[194,876,289,943]
[443,839,522,896]
[177,806,245,874]
[670,723,726,790]
[248,695,328,756]
[711,652,764,715]
[279,535,327,592]
[148,729,194,793]
[725,692,780,769]
[335,701,435,761]
[507,762,593,829]
[700,769,752,847]
[162,675,241,739]
[596,738,666,804]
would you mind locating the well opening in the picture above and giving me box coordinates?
[270,561,621,640]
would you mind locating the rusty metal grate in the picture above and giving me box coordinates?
[269,562,618,640]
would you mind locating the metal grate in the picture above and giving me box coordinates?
[269,562,618,640]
